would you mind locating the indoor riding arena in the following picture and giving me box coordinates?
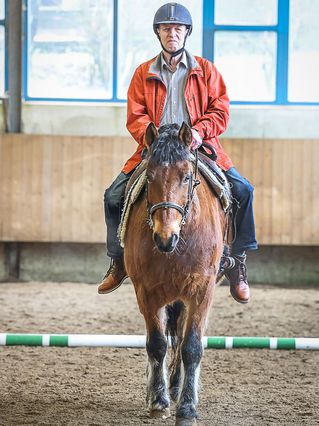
[1,1,318,425]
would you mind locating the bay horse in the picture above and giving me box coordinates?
[124,122,226,425]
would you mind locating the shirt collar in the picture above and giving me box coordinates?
[161,51,188,71]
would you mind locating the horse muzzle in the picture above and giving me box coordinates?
[153,232,179,253]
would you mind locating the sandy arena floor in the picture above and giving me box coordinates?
[0,281,318,426]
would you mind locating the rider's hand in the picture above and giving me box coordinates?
[191,129,202,151]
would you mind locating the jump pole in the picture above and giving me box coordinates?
[0,334,319,350]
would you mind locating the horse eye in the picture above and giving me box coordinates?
[183,174,191,183]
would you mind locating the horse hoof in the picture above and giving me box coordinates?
[175,417,197,426]
[150,408,171,419]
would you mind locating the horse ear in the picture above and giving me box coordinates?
[144,122,158,149]
[178,122,192,148]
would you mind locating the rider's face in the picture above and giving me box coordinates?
[158,24,187,52]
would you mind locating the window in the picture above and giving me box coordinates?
[0,0,4,19]
[204,0,280,103]
[288,0,319,102]
[214,0,278,25]
[26,0,113,100]
[25,0,202,102]
[203,0,319,104]
[22,0,319,104]
[0,0,5,95]
[214,31,277,101]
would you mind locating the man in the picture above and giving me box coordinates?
[98,3,257,303]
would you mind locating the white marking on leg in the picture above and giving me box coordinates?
[147,355,169,410]
[163,353,169,391]
[177,360,185,404]
[193,363,201,405]
[146,358,154,406]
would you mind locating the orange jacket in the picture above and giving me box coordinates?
[123,52,233,173]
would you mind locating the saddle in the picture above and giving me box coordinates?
[118,151,233,248]
[124,159,148,199]
[118,161,148,248]
[195,151,232,213]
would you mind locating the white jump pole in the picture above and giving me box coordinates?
[0,334,319,350]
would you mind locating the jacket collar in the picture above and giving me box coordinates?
[160,51,188,71]
[146,50,203,80]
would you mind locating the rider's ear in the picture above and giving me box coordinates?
[144,122,158,149]
[178,122,192,148]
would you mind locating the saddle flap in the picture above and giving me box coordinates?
[118,164,147,248]
[192,153,232,213]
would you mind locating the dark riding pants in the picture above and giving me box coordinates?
[104,170,134,258]
[104,166,257,259]
[225,167,258,254]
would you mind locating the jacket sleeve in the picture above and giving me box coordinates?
[192,61,230,140]
[126,66,152,146]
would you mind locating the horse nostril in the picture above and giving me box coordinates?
[166,233,179,252]
[171,233,179,246]
[154,232,179,253]
[154,233,162,247]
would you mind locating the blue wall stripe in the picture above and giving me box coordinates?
[22,97,126,103]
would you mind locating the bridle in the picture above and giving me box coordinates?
[146,150,200,229]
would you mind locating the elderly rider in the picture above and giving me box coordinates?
[98,2,258,303]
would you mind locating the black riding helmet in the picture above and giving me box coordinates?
[153,3,193,63]
[153,3,193,35]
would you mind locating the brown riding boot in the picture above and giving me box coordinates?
[224,254,250,304]
[98,257,127,294]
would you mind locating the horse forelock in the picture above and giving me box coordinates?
[149,124,190,166]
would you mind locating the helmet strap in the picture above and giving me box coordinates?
[158,28,189,66]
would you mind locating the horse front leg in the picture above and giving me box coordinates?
[176,288,214,425]
[175,325,202,425]
[144,308,170,419]
[168,301,186,402]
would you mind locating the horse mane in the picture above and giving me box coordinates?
[149,124,191,166]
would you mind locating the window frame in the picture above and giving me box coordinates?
[20,0,319,105]
[203,0,318,105]
[1,0,7,94]
[23,0,124,103]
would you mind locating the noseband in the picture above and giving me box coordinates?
[146,150,200,229]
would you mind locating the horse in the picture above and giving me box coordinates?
[124,122,227,425]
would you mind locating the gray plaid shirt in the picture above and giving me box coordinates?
[159,52,191,127]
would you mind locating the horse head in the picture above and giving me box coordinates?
[144,122,199,254]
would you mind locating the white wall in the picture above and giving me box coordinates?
[1,103,319,138]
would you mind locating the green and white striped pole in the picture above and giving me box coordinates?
[204,336,319,350]
[0,334,319,350]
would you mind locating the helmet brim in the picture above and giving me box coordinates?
[153,22,192,35]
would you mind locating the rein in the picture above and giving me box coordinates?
[146,149,201,229]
